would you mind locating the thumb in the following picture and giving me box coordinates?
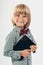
[27,49,31,52]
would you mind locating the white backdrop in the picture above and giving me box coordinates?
[0,0,43,65]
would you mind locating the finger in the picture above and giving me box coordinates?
[34,45,37,48]
[28,49,31,52]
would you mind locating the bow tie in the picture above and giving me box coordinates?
[20,28,29,36]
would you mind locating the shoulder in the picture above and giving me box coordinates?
[6,28,16,41]
[28,29,32,36]
[28,29,36,43]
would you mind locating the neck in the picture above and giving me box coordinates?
[18,26,24,30]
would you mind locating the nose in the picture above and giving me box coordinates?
[19,15,23,22]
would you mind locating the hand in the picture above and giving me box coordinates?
[30,45,37,53]
[20,49,31,58]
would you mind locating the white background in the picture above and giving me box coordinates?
[0,0,43,65]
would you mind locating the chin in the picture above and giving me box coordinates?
[20,25,24,27]
[18,25,24,28]
[18,24,24,26]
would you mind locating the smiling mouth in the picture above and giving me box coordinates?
[19,21,24,23]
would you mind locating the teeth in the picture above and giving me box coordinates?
[19,21,22,23]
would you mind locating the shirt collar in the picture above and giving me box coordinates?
[13,25,20,33]
[13,25,29,33]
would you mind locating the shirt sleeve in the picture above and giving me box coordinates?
[3,33,21,60]
[28,29,37,44]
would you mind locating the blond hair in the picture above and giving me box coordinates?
[12,4,31,27]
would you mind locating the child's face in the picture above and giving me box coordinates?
[14,13,28,28]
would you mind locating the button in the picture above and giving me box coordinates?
[17,56,19,58]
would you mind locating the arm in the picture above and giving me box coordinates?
[28,29,37,44]
[28,30,37,52]
[3,34,21,60]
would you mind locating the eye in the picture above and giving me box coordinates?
[16,14,20,17]
[23,15,26,17]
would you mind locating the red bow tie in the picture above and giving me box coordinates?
[20,29,29,36]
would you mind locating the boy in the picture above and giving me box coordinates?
[4,4,37,65]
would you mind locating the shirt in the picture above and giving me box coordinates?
[3,25,36,65]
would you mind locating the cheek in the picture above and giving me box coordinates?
[24,18,28,23]
[14,17,18,22]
